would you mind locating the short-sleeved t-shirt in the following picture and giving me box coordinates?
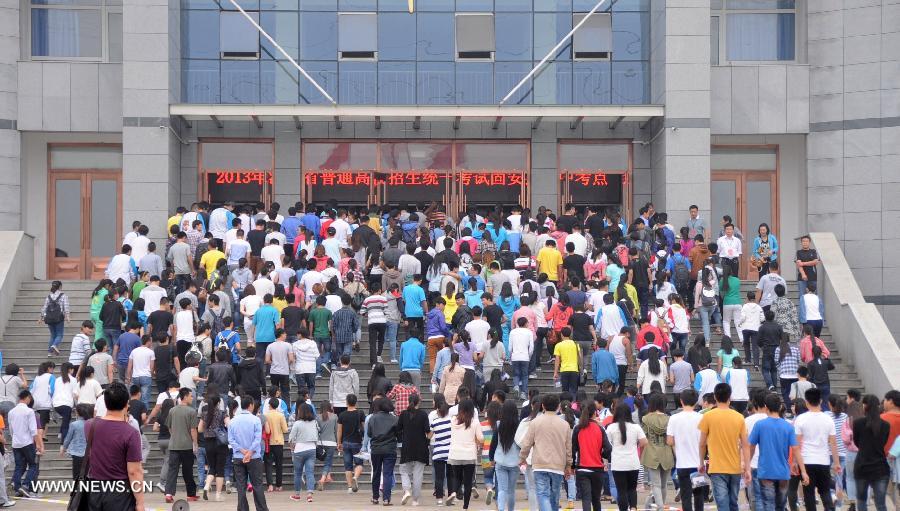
[793,411,836,466]
[630,259,650,288]
[605,422,647,471]
[537,247,564,281]
[482,304,504,333]
[128,345,156,378]
[698,407,748,474]
[668,360,694,393]
[553,339,581,373]
[128,399,147,424]
[717,349,740,369]
[796,249,818,282]
[666,410,703,469]
[281,306,306,336]
[253,305,281,343]
[266,341,293,376]
[86,419,143,480]
[166,404,199,451]
[570,312,594,344]
[153,344,177,382]
[308,307,332,338]
[88,352,113,385]
[115,332,142,365]
[147,310,174,338]
[402,284,427,318]
[749,417,797,480]
[338,409,364,443]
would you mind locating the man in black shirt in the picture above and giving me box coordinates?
[756,309,784,391]
[569,305,597,379]
[147,298,175,340]
[480,293,505,334]
[584,206,606,244]
[246,219,267,275]
[153,333,179,392]
[337,394,366,492]
[555,203,578,234]
[628,248,652,318]
[795,235,820,323]
[280,303,306,342]
[562,242,586,283]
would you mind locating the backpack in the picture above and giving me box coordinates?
[44,294,65,324]
[216,330,239,357]
[206,270,222,293]
[615,245,629,267]
[700,286,717,307]
[672,257,691,292]
[401,223,417,246]
[209,307,226,339]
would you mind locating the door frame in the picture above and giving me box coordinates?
[198,138,275,208]
[711,167,780,279]
[47,168,123,280]
[557,140,633,220]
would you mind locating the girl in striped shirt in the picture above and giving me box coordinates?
[429,394,452,505]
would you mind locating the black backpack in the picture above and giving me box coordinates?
[672,257,691,292]
[44,294,65,324]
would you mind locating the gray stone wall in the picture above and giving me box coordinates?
[0,0,20,230]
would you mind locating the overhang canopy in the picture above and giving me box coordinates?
[170,104,664,126]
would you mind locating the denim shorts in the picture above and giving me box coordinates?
[341,441,364,471]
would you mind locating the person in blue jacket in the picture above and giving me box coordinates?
[752,223,779,277]
[591,338,619,388]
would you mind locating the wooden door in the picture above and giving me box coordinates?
[48,171,122,280]
[711,171,778,279]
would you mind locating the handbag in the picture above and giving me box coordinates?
[67,418,96,511]
[215,426,229,446]
[315,423,326,461]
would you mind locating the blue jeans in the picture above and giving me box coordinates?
[671,332,688,353]
[315,336,331,375]
[855,474,888,511]
[105,328,121,349]
[495,465,518,511]
[761,355,778,389]
[371,452,397,502]
[699,305,720,341]
[132,375,152,409]
[534,470,564,511]
[292,449,316,493]
[759,479,789,511]
[845,451,857,503]
[385,321,399,361]
[710,473,741,511]
[797,281,824,324]
[751,469,764,511]
[512,361,529,395]
[197,446,207,484]
[332,339,352,369]
[321,446,335,476]
[47,322,64,352]
[12,444,38,492]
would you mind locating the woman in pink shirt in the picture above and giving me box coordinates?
[798,324,830,363]
[583,249,607,282]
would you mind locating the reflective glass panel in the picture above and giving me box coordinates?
[417,61,455,104]
[300,11,337,60]
[456,0,492,10]
[417,13,454,61]
[108,12,122,62]
[298,61,338,104]
[221,60,261,103]
[612,12,647,61]
[532,61,572,105]
[304,142,376,170]
[54,179,82,258]
[338,61,377,104]
[183,10,219,59]
[726,13,795,61]
[495,12,532,61]
[184,60,220,103]
[534,13,572,61]
[573,61,610,104]
[378,61,416,104]
[90,179,118,258]
[746,180,774,238]
[50,146,122,169]
[31,8,102,57]
[456,143,527,170]
[611,61,647,104]
[559,143,629,171]
[711,180,738,234]
[260,11,298,59]
[260,60,300,103]
[455,62,493,104]
[495,62,532,104]
[378,13,417,60]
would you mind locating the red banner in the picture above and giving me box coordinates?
[304,171,527,187]
[562,171,617,187]
[211,170,273,185]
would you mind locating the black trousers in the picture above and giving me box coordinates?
[87,483,136,511]
[270,374,290,403]
[677,467,708,511]
[576,469,604,511]
[71,455,83,481]
[176,340,192,368]
[447,463,475,509]
[617,365,628,396]
[165,449,198,497]
[234,458,269,511]
[612,470,639,511]
[433,460,447,498]
[369,323,386,365]
[264,444,284,487]
[803,464,835,511]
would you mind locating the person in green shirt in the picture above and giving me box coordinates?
[716,335,741,374]
[307,295,333,376]
[131,272,150,303]
[719,264,743,338]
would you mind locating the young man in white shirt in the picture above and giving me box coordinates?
[139,276,168,314]
[464,308,491,348]
[508,317,534,399]
[69,320,96,366]
[9,390,43,498]
[666,388,707,511]
[106,245,137,285]
[174,298,196,368]
[330,209,352,249]
[793,387,841,511]
[716,223,742,276]
[260,239,284,269]
[564,224,588,257]
[743,390,769,510]
[126,335,156,409]
[130,225,151,262]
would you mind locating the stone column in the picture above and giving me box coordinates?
[0,0,21,230]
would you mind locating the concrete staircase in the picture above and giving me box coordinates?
[1,279,865,489]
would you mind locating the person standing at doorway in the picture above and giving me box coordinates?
[795,235,821,324]
[717,224,742,276]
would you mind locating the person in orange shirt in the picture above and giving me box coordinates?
[882,390,900,456]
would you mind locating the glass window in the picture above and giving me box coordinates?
[559,143,629,170]
[378,61,416,104]
[609,0,649,11]
[612,11,647,61]
[417,61,455,104]
[221,60,261,103]
[711,16,720,65]
[184,59,220,103]
[50,146,122,168]
[415,0,454,10]
[573,61,610,104]
[31,8,102,58]
[728,0,794,9]
[455,14,494,60]
[456,142,527,170]
[381,142,452,170]
[726,13,794,61]
[377,0,412,11]
[455,61,493,104]
[299,0,336,8]
[107,11,122,62]
[534,12,572,61]
[304,142,376,170]
[532,61,572,105]
[90,179,118,258]
[417,13,454,61]
[300,12,337,60]
[54,179,82,258]
[259,0,298,11]
[298,61,337,104]
[495,12,531,61]
[260,11,298,59]
[220,11,260,59]
[611,61,647,104]
[456,0,492,10]
[378,13,416,60]
[338,12,377,59]
[338,61,377,103]
[573,12,611,60]
[495,61,532,104]
[183,10,219,59]
[260,60,300,103]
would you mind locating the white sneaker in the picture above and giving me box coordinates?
[348,488,354,494]
[390,359,399,364]
[436,499,443,506]
[377,356,384,363]
[401,492,412,505]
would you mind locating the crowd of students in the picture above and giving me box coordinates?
[4,199,896,511]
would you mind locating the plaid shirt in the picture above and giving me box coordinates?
[772,297,800,339]
[387,383,419,413]
[331,306,360,343]
[186,229,204,257]
[774,343,801,377]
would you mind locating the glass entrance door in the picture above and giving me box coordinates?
[711,171,778,279]
[49,171,122,280]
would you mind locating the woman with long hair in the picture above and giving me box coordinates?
[725,357,750,414]
[491,400,522,511]
[74,365,102,405]
[316,400,338,490]
[686,334,712,373]
[717,335,740,375]
[289,402,320,502]
[606,403,648,511]
[62,403,94,480]
[89,279,113,340]
[497,282,520,347]
[367,397,400,505]
[640,393,674,509]
[397,393,430,505]
[720,263,742,337]
[571,401,607,511]
[42,280,69,356]
[430,394,452,505]
[439,353,466,404]
[446,398,483,510]
[366,362,393,408]
[198,394,230,501]
[453,330,477,370]
[482,368,509,410]
[752,222,779,277]
[516,396,542,511]
[636,347,667,401]
[52,362,77,442]
[851,394,891,511]
[695,266,720,341]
